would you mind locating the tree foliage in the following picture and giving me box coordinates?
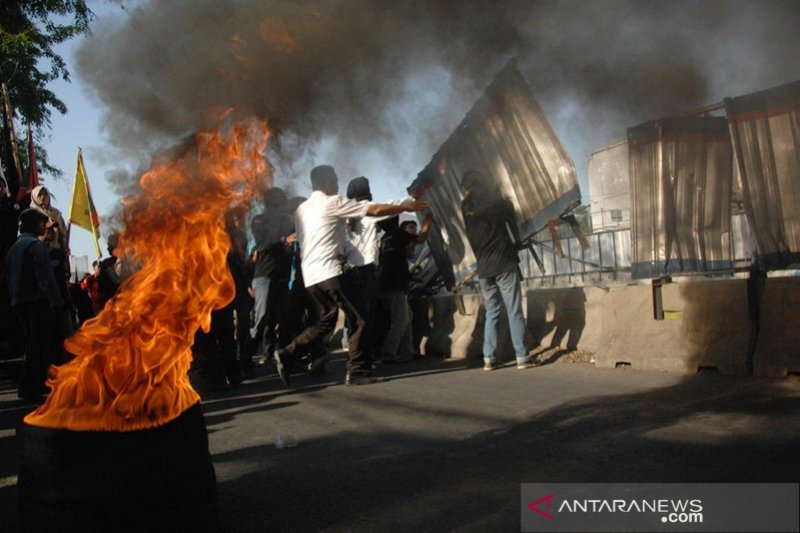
[1,1,94,177]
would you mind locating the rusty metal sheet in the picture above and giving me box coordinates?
[408,60,581,289]
[725,81,800,269]
[628,116,734,279]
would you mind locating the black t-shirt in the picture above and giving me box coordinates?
[251,212,293,280]
[377,228,416,292]
[253,241,291,281]
[461,195,519,279]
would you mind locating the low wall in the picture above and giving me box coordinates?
[418,277,800,377]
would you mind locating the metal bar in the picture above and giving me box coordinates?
[527,244,546,275]
[672,101,726,118]
[547,220,564,257]
[652,277,665,320]
[562,214,591,250]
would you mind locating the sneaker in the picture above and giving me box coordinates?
[275,348,292,388]
[345,372,385,386]
[483,360,496,371]
[517,357,543,370]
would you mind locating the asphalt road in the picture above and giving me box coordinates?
[1,353,799,531]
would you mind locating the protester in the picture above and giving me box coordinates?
[225,207,256,378]
[247,188,295,368]
[42,218,75,340]
[193,291,243,391]
[5,209,65,402]
[97,234,122,309]
[274,165,427,387]
[376,216,432,363]
[29,186,67,255]
[81,261,102,314]
[460,169,538,370]
[341,176,390,366]
[71,274,95,326]
[0,176,24,360]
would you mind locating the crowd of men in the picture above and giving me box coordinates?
[1,164,541,402]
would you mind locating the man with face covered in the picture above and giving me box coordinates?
[5,209,64,401]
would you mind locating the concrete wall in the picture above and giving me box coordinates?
[418,277,800,377]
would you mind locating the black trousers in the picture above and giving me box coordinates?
[14,300,59,398]
[195,304,240,385]
[345,265,376,359]
[288,275,369,374]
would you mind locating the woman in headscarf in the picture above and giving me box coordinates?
[29,185,68,253]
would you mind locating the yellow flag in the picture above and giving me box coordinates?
[69,149,102,258]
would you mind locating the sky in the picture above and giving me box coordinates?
[37,3,127,264]
[34,0,800,266]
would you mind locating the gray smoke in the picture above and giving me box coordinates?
[76,0,800,199]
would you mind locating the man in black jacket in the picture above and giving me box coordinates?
[5,209,64,401]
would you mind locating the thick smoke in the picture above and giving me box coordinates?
[76,0,800,199]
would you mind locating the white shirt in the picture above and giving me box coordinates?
[344,196,415,268]
[344,212,381,267]
[295,190,370,288]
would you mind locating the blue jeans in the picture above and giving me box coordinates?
[478,269,528,363]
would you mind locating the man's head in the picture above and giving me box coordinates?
[310,165,338,195]
[400,220,418,235]
[263,187,288,212]
[93,260,100,274]
[346,176,372,202]
[107,233,120,255]
[18,208,49,237]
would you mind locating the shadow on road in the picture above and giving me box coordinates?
[1,357,798,532]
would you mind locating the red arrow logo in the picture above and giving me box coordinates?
[528,494,556,520]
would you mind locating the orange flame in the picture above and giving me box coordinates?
[24,117,271,431]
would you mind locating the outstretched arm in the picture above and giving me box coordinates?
[366,200,428,217]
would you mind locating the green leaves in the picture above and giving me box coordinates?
[1,0,95,178]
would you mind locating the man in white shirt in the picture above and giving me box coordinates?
[275,165,427,386]
[342,176,417,363]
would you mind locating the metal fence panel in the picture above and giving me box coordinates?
[725,81,800,269]
[628,116,733,279]
[407,60,581,289]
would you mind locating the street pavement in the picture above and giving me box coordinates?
[1,353,799,531]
